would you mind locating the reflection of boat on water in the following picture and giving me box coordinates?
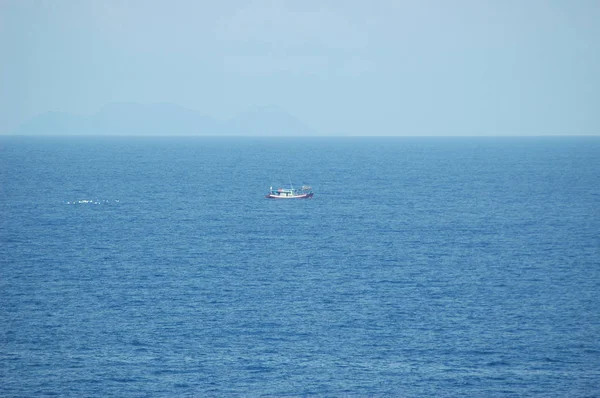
[265,184,314,199]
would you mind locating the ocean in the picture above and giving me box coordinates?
[1,136,599,396]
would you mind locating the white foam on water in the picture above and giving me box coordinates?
[66,199,120,205]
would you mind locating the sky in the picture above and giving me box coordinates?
[1,0,599,136]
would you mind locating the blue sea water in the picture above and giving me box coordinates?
[1,136,599,397]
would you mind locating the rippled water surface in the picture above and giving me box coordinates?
[1,136,599,396]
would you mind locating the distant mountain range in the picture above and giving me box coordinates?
[12,103,317,136]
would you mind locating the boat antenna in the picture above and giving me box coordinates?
[288,175,293,189]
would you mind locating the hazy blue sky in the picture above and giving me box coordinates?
[2,0,599,135]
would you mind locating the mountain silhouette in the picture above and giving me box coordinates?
[13,103,316,136]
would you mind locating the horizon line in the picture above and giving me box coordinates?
[1,133,599,138]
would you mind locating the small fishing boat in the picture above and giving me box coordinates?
[265,185,314,199]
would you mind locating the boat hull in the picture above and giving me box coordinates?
[265,193,314,199]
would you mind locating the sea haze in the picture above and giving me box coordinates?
[1,136,599,396]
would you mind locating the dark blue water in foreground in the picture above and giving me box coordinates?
[1,136,599,396]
